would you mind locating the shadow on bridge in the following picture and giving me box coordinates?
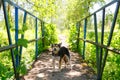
[23,50,96,80]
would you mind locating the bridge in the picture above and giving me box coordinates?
[0,0,120,80]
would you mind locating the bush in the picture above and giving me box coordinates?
[68,24,78,51]
[38,23,58,53]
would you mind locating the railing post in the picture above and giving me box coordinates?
[35,18,38,60]
[41,21,45,47]
[76,22,80,51]
[99,8,105,80]
[19,12,27,63]
[94,13,100,80]
[82,19,87,59]
[101,2,120,79]
[2,0,17,79]
[15,6,20,80]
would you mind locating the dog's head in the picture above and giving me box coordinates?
[51,43,62,54]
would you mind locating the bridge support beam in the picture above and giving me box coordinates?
[35,18,38,60]
[19,12,27,63]
[83,19,87,59]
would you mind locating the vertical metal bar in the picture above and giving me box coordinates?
[101,2,120,78]
[15,6,20,80]
[99,8,105,80]
[35,18,38,60]
[76,22,80,51]
[15,7,19,66]
[41,21,45,47]
[82,19,87,59]
[19,12,27,63]
[94,13,100,80]
[2,0,17,79]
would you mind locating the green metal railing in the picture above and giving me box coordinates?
[1,0,120,80]
[76,0,120,80]
[0,0,45,79]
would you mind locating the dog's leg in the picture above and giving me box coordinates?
[52,56,55,71]
[64,54,69,68]
[64,54,72,70]
[63,54,67,68]
[69,54,72,70]
[59,57,62,71]
[69,59,72,70]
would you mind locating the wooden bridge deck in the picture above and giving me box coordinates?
[23,50,97,80]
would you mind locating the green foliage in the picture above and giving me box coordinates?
[0,0,59,80]
[69,23,120,79]
[0,62,14,80]
[111,30,120,49]
[68,23,78,51]
[44,23,58,45]
[102,30,120,79]
[31,0,57,21]
[0,50,14,80]
[66,0,105,23]
[0,30,8,47]
[103,54,120,80]
[38,23,58,53]
[16,62,27,75]
[18,23,28,35]
[17,39,28,48]
[116,9,120,29]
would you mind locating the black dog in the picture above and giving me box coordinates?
[51,43,71,71]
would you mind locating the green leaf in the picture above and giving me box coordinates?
[20,64,27,75]
[17,39,28,48]
[22,23,28,32]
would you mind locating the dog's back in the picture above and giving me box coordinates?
[58,46,70,58]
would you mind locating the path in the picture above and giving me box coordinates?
[23,34,97,80]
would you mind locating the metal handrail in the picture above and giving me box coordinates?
[4,0,43,22]
[1,0,45,80]
[76,0,120,80]
[79,38,120,54]
[0,37,43,52]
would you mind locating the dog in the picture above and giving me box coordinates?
[51,43,71,71]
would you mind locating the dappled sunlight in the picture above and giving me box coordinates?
[65,71,81,77]
[23,50,96,80]
[0,0,120,79]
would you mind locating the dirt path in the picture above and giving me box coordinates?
[23,34,97,80]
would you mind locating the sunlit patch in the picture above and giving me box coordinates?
[36,73,45,78]
[66,71,81,77]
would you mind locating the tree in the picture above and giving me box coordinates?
[26,0,57,23]
[66,0,105,23]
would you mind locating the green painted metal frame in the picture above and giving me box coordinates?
[1,0,45,79]
[19,12,27,63]
[101,1,120,79]
[2,0,17,79]
[83,19,87,59]
[41,21,45,47]
[76,0,120,80]
[35,18,38,60]
[94,13,100,79]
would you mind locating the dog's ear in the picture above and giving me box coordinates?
[58,42,62,47]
